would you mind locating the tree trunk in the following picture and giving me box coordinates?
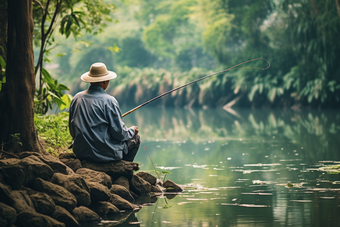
[0,1,7,58]
[0,0,7,79]
[0,0,41,153]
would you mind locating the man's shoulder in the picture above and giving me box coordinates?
[104,94,119,106]
[73,89,119,106]
[73,90,87,99]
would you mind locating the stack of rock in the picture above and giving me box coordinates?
[0,151,183,227]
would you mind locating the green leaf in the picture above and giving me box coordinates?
[41,68,54,84]
[71,13,80,27]
[109,44,120,53]
[0,55,6,68]
[58,94,73,110]
[161,171,172,174]
[65,15,74,38]
[60,16,68,35]
[58,84,70,91]
[47,91,59,99]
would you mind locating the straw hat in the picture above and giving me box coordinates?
[81,62,117,82]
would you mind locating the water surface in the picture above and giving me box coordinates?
[97,108,340,227]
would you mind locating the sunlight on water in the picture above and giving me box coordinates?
[91,108,340,227]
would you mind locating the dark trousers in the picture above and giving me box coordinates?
[123,134,140,162]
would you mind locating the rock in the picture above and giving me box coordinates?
[21,155,54,187]
[130,174,152,196]
[0,202,17,227]
[163,180,183,192]
[76,168,112,188]
[52,206,79,227]
[156,180,163,187]
[65,166,75,175]
[109,194,136,211]
[19,152,70,175]
[51,173,91,207]
[29,192,56,215]
[40,154,69,175]
[136,171,157,185]
[112,176,130,190]
[81,160,138,180]
[0,158,25,189]
[151,185,163,193]
[11,190,36,213]
[59,153,82,173]
[130,191,140,200]
[60,159,82,173]
[0,182,14,205]
[58,152,77,160]
[16,211,65,227]
[89,201,120,216]
[34,178,77,212]
[72,206,100,223]
[86,181,111,202]
[110,185,135,203]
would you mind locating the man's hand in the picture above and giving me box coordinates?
[132,126,139,135]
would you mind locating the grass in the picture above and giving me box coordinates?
[34,112,72,156]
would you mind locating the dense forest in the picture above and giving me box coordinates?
[27,0,340,110]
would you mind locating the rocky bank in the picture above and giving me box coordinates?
[0,151,183,227]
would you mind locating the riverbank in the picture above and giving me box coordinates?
[0,150,183,227]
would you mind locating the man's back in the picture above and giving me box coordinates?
[69,85,135,162]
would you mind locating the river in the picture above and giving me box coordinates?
[91,107,340,227]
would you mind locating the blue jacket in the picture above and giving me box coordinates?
[69,85,135,162]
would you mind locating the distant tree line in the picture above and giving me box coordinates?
[39,0,340,109]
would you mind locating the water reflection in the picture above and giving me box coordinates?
[98,108,340,227]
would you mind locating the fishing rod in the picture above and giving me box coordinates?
[122,57,270,117]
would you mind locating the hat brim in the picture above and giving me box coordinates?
[81,71,117,83]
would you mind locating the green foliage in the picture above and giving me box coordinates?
[34,67,72,114]
[32,0,116,44]
[43,0,340,108]
[34,112,72,156]
[32,0,116,115]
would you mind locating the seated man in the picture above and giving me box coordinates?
[69,62,140,162]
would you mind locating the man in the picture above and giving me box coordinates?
[69,62,140,162]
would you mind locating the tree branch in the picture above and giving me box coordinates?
[45,0,61,37]
[35,0,51,89]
